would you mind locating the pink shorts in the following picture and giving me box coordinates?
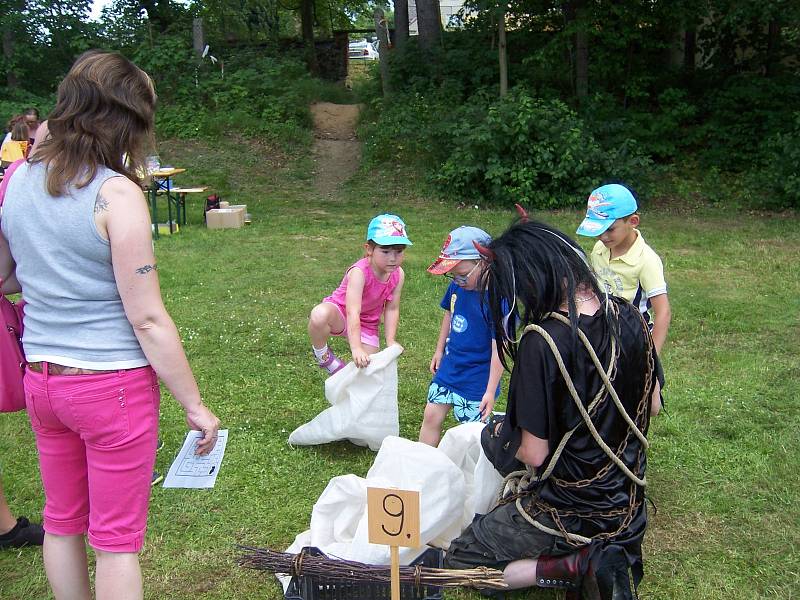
[24,364,160,553]
[324,301,380,348]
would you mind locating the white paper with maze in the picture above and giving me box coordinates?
[163,429,228,488]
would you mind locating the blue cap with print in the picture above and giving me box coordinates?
[576,184,638,237]
[366,213,413,246]
[427,226,491,275]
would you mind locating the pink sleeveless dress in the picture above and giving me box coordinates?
[323,257,400,346]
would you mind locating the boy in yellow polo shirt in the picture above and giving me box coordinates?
[577,184,671,354]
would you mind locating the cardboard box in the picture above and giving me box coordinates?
[228,205,251,224]
[206,207,245,229]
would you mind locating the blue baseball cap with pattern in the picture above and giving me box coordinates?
[366,214,413,246]
[428,226,491,274]
[576,184,638,237]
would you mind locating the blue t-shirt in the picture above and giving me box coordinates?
[432,282,501,401]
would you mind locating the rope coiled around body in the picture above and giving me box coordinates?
[499,304,655,545]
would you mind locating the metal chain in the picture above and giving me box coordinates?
[499,303,655,545]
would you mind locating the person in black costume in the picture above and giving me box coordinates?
[444,219,662,596]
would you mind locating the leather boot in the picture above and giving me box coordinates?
[534,545,593,591]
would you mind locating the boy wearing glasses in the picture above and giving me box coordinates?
[419,226,504,446]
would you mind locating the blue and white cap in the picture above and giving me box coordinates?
[427,226,491,275]
[576,184,638,237]
[366,214,413,246]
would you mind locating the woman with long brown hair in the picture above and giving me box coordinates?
[0,50,220,600]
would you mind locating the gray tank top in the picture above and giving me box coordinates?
[1,161,148,369]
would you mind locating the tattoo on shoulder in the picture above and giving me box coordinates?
[135,264,158,275]
[94,195,110,214]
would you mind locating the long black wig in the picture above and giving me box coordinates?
[477,218,616,369]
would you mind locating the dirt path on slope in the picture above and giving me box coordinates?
[310,102,363,198]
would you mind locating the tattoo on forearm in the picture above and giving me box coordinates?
[94,195,109,214]
[135,264,158,275]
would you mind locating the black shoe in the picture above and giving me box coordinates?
[151,471,164,486]
[0,517,44,549]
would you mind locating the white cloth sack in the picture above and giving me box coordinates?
[284,437,465,564]
[279,429,504,590]
[434,422,505,543]
[288,344,402,451]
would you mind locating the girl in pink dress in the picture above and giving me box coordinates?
[308,214,412,374]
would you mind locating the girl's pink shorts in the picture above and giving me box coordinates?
[324,301,380,348]
[24,364,160,553]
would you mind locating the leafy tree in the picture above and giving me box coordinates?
[203,0,280,42]
[96,1,149,49]
[1,0,27,88]
[349,1,392,31]
[135,0,177,34]
[1,0,96,94]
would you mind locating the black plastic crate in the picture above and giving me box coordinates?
[284,547,444,600]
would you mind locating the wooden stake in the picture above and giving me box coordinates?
[390,545,400,600]
[367,486,421,599]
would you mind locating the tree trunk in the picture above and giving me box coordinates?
[684,28,696,71]
[374,8,391,96]
[2,26,17,89]
[300,0,318,74]
[669,29,685,69]
[574,2,588,100]
[498,8,507,97]
[765,19,780,76]
[562,1,588,99]
[394,0,409,50]
[416,0,442,50]
[193,18,205,57]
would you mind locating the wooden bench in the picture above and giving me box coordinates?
[154,186,208,226]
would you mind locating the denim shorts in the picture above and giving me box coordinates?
[24,365,160,552]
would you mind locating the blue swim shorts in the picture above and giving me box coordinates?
[427,381,482,423]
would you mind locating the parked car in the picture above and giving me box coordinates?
[348,39,379,60]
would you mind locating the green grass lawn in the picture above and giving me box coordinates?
[1,136,798,599]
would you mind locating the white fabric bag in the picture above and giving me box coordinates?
[284,437,465,566]
[435,422,505,540]
[288,344,402,451]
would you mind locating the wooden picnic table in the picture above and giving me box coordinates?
[148,168,207,238]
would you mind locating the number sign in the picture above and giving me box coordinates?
[366,487,420,548]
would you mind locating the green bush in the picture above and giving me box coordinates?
[387,34,498,99]
[698,74,800,171]
[359,89,457,167]
[631,88,700,161]
[374,23,799,209]
[757,112,800,209]
[132,35,342,147]
[580,88,701,162]
[131,34,195,93]
[434,89,651,208]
